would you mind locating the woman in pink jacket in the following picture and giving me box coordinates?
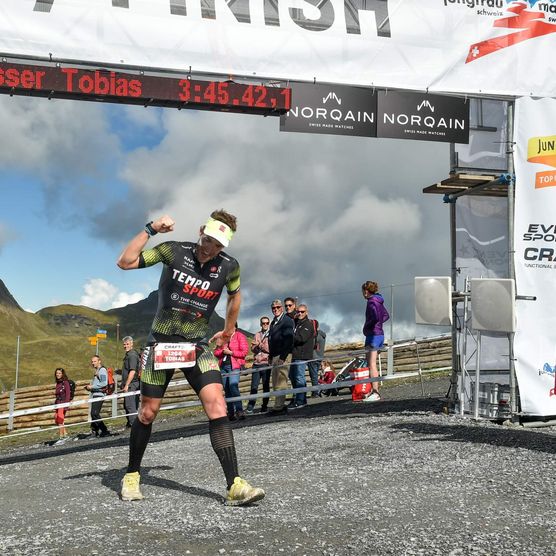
[214,323,249,421]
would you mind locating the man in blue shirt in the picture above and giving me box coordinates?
[85,355,110,437]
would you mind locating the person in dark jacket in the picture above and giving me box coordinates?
[362,281,390,402]
[268,299,294,415]
[121,336,141,427]
[288,304,314,408]
[284,296,297,321]
[307,319,326,397]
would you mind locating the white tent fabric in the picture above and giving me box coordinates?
[0,1,555,96]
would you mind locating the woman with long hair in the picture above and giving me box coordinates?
[362,281,389,402]
[54,367,71,439]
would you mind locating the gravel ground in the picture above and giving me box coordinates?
[1,376,555,556]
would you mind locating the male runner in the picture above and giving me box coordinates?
[116,210,264,505]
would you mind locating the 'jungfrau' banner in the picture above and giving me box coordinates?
[0,1,554,97]
[514,97,556,417]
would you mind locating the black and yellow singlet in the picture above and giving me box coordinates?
[139,241,240,342]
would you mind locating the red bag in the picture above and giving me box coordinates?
[102,367,116,395]
[351,367,372,401]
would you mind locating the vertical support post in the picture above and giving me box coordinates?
[449,200,460,408]
[8,390,15,432]
[415,341,425,397]
[113,323,120,419]
[474,330,482,420]
[15,335,20,391]
[387,284,394,376]
[460,277,470,416]
[506,101,518,419]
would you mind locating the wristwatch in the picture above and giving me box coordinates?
[144,221,158,237]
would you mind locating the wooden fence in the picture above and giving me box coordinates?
[0,336,452,435]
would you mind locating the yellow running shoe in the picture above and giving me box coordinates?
[225,477,265,506]
[120,472,144,501]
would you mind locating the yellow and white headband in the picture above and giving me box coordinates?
[204,217,234,247]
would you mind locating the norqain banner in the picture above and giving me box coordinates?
[1,1,555,97]
[377,91,469,143]
[280,82,377,137]
[513,96,556,417]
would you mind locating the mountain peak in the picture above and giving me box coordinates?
[0,279,23,311]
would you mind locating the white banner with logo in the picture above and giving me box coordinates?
[514,96,556,417]
[0,1,555,97]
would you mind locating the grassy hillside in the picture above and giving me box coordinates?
[0,302,123,390]
[0,280,243,391]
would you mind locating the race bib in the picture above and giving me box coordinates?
[153,343,196,370]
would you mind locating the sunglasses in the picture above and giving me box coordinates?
[261,321,270,325]
[285,303,294,307]
[298,310,307,314]
[271,306,281,310]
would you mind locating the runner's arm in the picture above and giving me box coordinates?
[210,291,241,345]
[117,215,175,270]
[224,291,241,341]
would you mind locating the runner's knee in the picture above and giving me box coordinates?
[139,403,159,424]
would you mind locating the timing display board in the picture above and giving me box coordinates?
[0,61,291,115]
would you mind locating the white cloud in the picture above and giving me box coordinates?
[80,278,145,310]
[115,109,451,343]
[111,291,145,308]
[2,96,452,343]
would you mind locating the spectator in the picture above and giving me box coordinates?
[284,297,297,321]
[246,316,271,414]
[54,367,71,441]
[85,355,110,437]
[288,304,314,408]
[362,281,390,402]
[214,323,249,421]
[307,319,327,397]
[121,336,141,428]
[319,360,336,382]
[268,299,294,416]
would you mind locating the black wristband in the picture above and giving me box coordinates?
[144,221,158,237]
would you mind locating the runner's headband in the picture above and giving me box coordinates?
[203,217,234,247]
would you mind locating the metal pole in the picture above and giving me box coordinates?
[449,201,460,409]
[460,276,470,416]
[473,330,482,420]
[387,284,394,375]
[8,390,15,432]
[116,323,120,365]
[113,324,120,419]
[15,336,20,391]
[506,101,518,419]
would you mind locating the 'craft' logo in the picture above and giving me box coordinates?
[527,135,556,188]
[466,1,556,62]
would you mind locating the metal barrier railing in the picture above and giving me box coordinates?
[0,335,452,440]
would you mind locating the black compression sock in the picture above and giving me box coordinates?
[127,418,153,473]
[209,416,239,489]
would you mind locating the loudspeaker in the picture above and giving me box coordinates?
[414,277,452,326]
[470,278,515,332]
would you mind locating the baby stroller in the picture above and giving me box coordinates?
[327,356,370,398]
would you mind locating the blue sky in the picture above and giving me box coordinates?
[0,94,450,342]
